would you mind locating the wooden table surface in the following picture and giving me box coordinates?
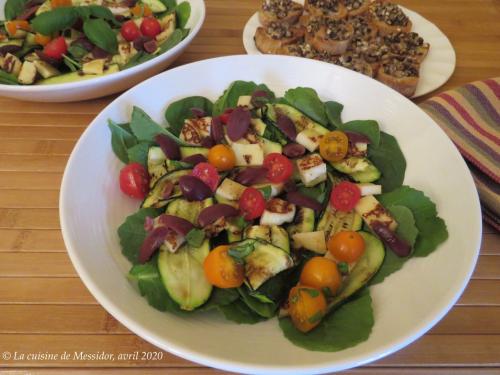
[0,0,499,374]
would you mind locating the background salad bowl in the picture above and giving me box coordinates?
[60,55,481,374]
[0,0,205,102]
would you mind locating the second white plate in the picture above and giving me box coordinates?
[242,4,456,98]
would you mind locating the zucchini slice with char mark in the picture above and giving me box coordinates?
[243,225,290,253]
[141,169,191,209]
[166,198,213,226]
[317,205,363,238]
[147,146,191,188]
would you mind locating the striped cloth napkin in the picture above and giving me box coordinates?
[420,78,500,231]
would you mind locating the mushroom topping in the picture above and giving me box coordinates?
[265,22,294,39]
[262,0,293,18]
[382,57,419,78]
[372,2,409,27]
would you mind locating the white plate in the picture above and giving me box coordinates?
[242,3,456,98]
[0,0,205,102]
[60,55,480,374]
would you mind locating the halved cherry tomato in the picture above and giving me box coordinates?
[50,0,71,8]
[319,130,349,162]
[43,36,67,60]
[119,162,150,199]
[330,181,361,212]
[120,20,141,42]
[239,187,266,220]
[5,20,30,37]
[203,245,244,288]
[34,33,52,46]
[299,257,342,296]
[219,108,234,124]
[192,162,220,192]
[140,17,161,38]
[131,3,152,17]
[328,230,365,263]
[208,144,236,171]
[288,286,327,333]
[263,153,293,183]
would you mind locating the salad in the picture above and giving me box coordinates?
[0,0,190,85]
[109,81,448,351]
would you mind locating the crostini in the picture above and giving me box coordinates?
[278,43,321,59]
[376,56,419,97]
[344,0,373,17]
[382,31,430,63]
[255,22,306,54]
[259,0,304,27]
[348,37,388,72]
[304,0,348,20]
[336,53,374,77]
[348,14,378,42]
[306,18,354,55]
[369,2,412,35]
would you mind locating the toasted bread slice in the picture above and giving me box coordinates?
[348,37,387,72]
[304,0,348,20]
[382,31,430,63]
[376,57,419,97]
[305,18,354,55]
[255,24,306,54]
[259,0,304,26]
[348,14,378,41]
[337,53,374,77]
[278,43,321,59]
[369,2,412,36]
[344,0,373,16]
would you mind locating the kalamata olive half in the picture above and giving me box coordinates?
[283,143,306,158]
[210,116,224,143]
[181,153,207,165]
[251,90,270,108]
[371,221,412,257]
[276,114,297,140]
[235,167,268,185]
[227,107,251,141]
[154,133,181,160]
[139,226,169,263]
[198,204,239,227]
[200,136,215,148]
[157,214,194,235]
[190,107,206,118]
[179,175,213,201]
[286,191,323,211]
[344,131,371,144]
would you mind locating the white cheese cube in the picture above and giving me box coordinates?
[216,178,246,201]
[296,128,322,152]
[231,142,264,166]
[260,198,296,226]
[296,153,327,187]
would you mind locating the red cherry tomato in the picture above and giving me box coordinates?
[43,36,67,60]
[219,108,234,124]
[120,20,141,42]
[192,162,220,192]
[119,162,150,199]
[140,17,161,38]
[330,181,361,212]
[239,187,266,220]
[263,153,293,183]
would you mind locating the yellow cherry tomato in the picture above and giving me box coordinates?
[319,130,349,162]
[208,144,236,171]
[328,230,366,263]
[131,4,152,17]
[288,286,327,333]
[299,257,342,296]
[203,245,244,288]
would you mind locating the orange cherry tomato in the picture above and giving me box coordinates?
[299,257,342,296]
[208,144,236,171]
[203,245,244,288]
[328,231,366,263]
[131,4,152,17]
[34,33,52,46]
[5,20,30,37]
[288,286,327,333]
[50,0,71,8]
[319,130,349,162]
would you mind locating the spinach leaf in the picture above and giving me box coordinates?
[279,288,373,351]
[86,5,121,25]
[324,100,343,128]
[164,96,213,136]
[218,299,267,324]
[237,287,277,318]
[160,0,177,10]
[31,7,79,35]
[0,70,19,85]
[157,28,184,53]
[213,81,275,116]
[340,120,380,147]
[284,87,328,126]
[83,18,117,54]
[198,287,239,311]
[127,142,153,166]
[68,44,88,59]
[108,120,138,163]
[5,0,27,20]
[175,1,191,29]
[368,131,406,192]
[118,207,161,264]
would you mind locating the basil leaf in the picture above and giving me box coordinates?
[5,0,27,20]
[185,228,205,247]
[228,241,255,262]
[83,18,117,54]
[31,7,79,35]
[175,1,191,29]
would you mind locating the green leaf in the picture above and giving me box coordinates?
[237,287,277,318]
[262,120,288,145]
[159,0,177,10]
[258,185,272,200]
[387,205,419,247]
[68,44,89,59]
[62,54,81,72]
[31,7,79,35]
[340,120,380,147]
[198,287,239,311]
[127,142,152,166]
[231,216,249,231]
[83,18,118,54]
[213,81,275,116]
[0,70,19,85]
[164,96,213,136]
[337,262,349,275]
[298,182,327,204]
[157,28,184,53]
[324,100,343,129]
[185,228,205,247]
[129,106,166,142]
[108,120,138,164]
[86,5,121,25]
[5,0,27,20]
[279,288,374,351]
[283,87,328,126]
[255,267,300,304]
[228,241,255,262]
[218,299,267,324]
[118,208,161,264]
[368,131,406,192]
[175,1,191,29]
